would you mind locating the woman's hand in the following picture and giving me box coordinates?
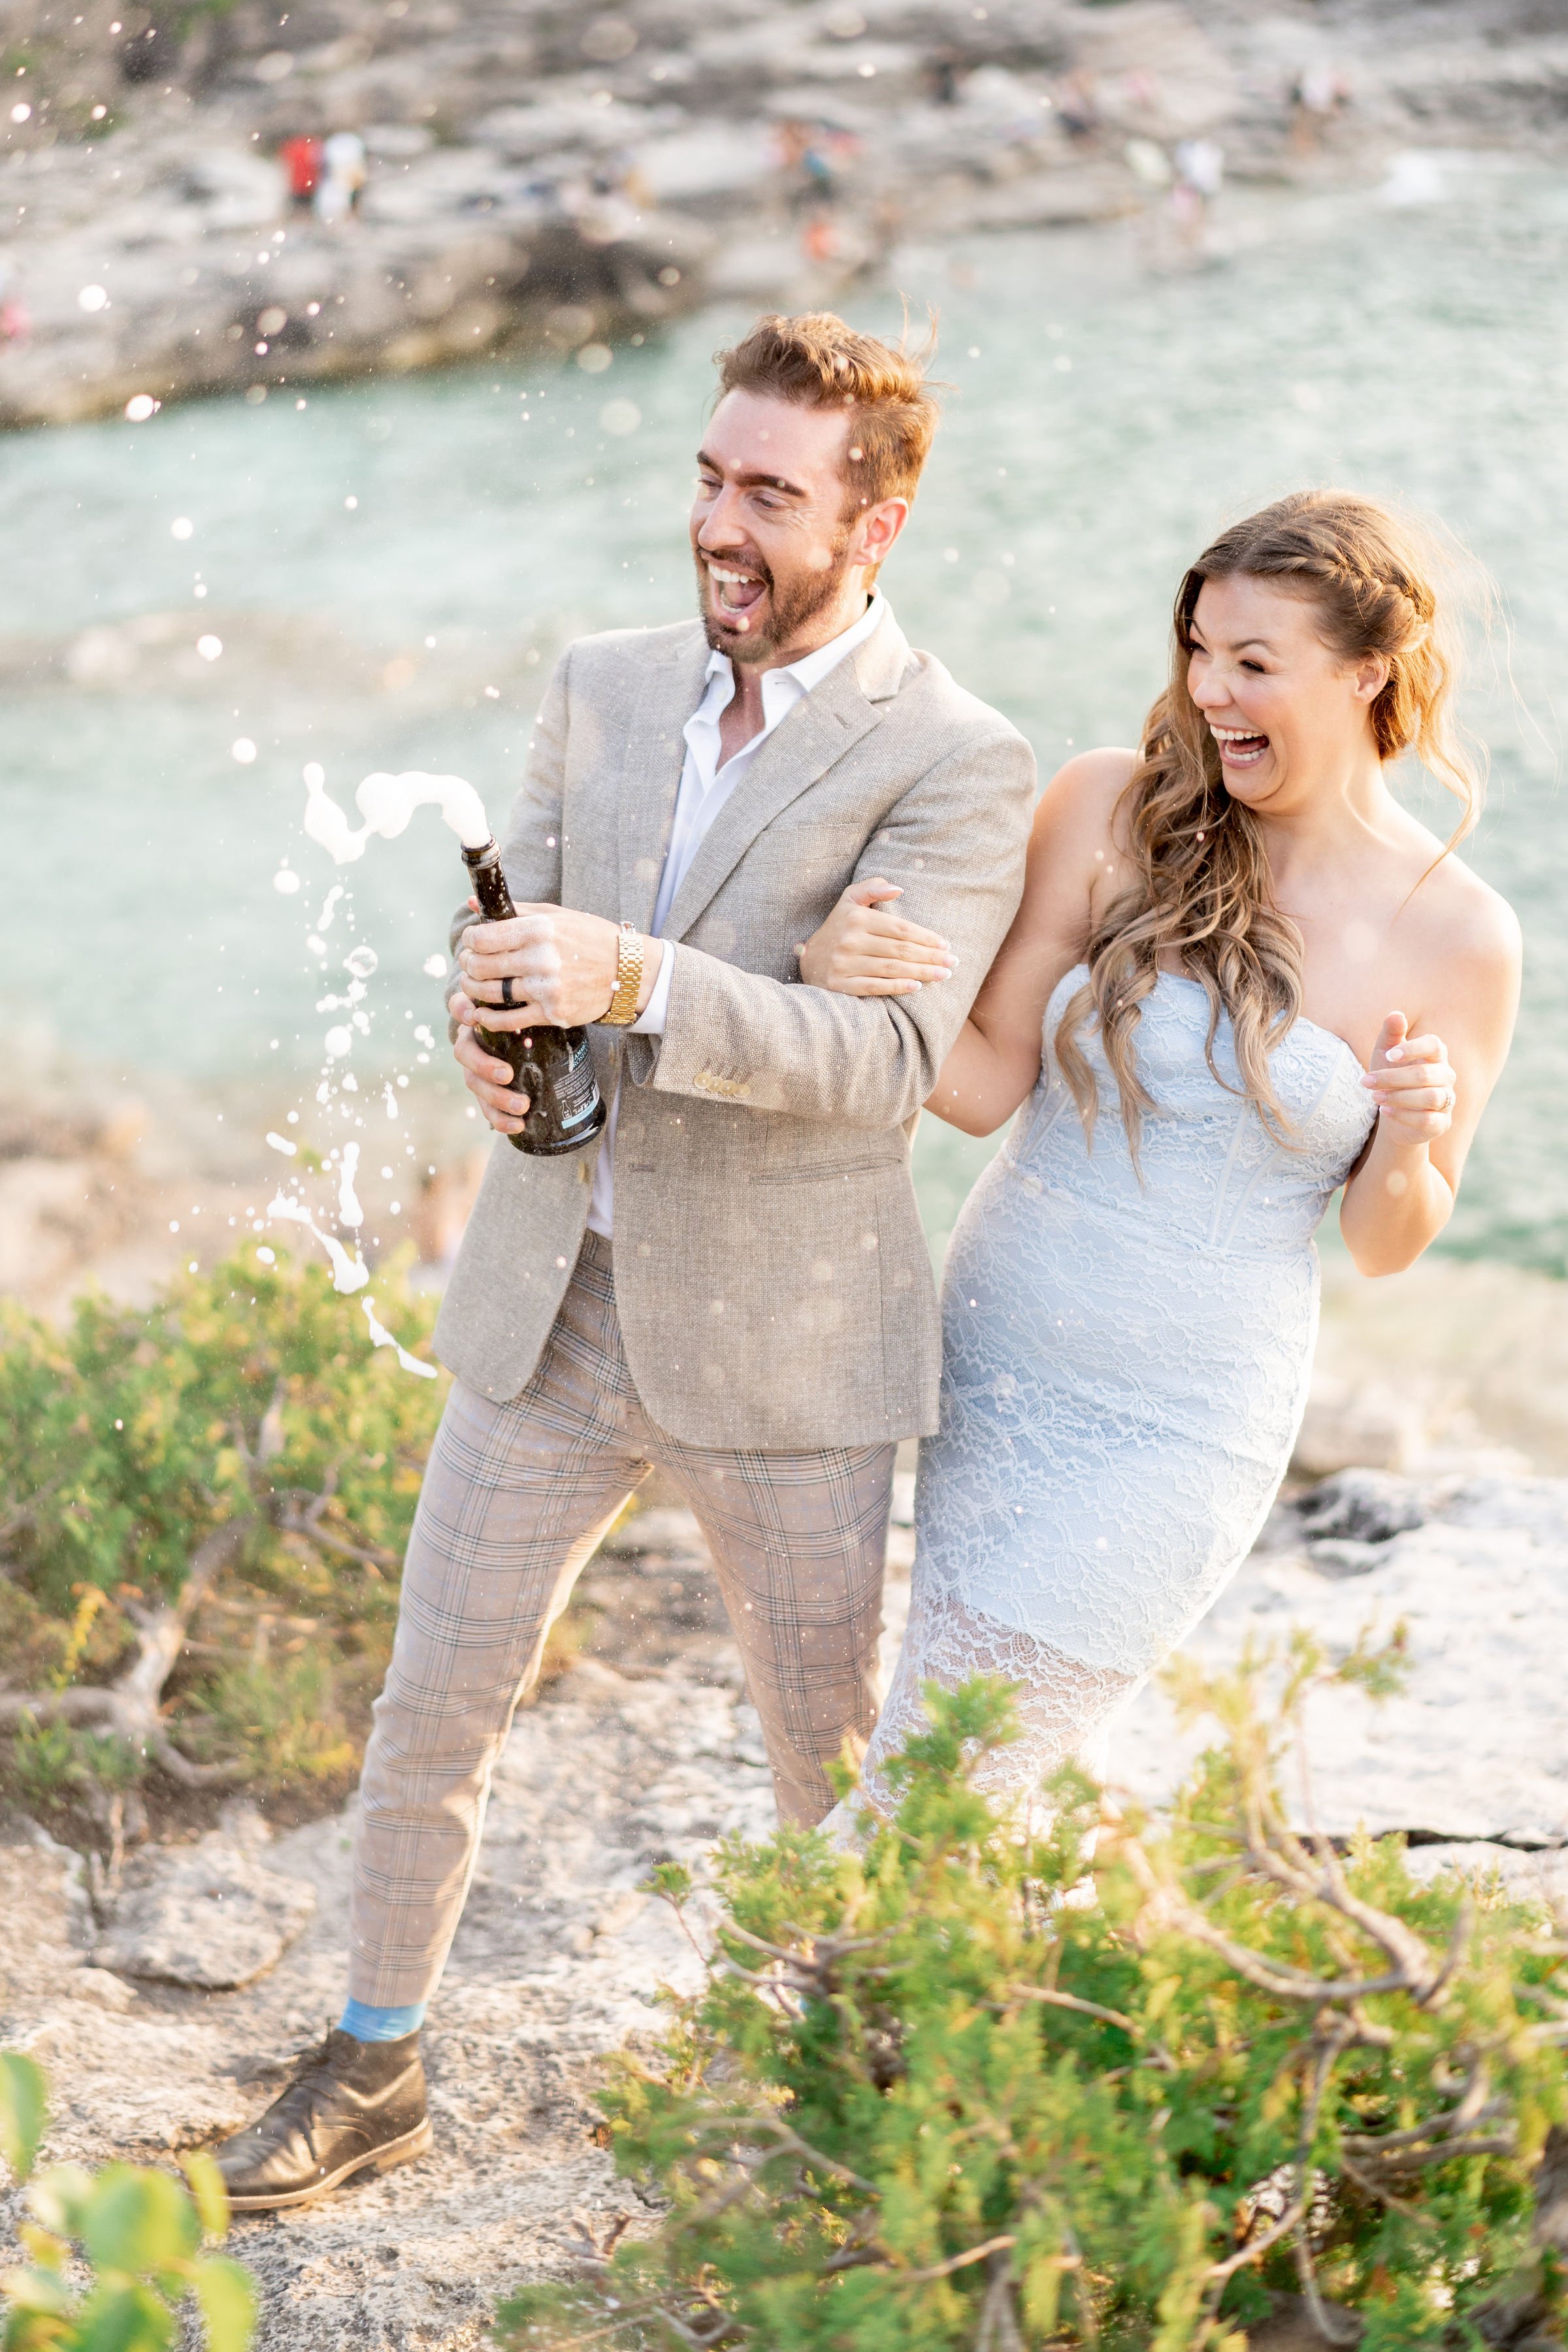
[1360,1011,1458,1144]
[796,878,955,997]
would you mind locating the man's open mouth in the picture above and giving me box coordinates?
[1211,723,1270,770]
[705,559,769,625]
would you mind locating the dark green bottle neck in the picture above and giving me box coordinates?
[461,838,514,925]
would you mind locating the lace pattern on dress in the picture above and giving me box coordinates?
[857,1580,1137,1829]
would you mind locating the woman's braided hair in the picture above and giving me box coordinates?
[1054,489,1482,1156]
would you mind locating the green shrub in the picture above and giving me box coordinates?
[498,1642,1568,2351]
[0,2051,256,2352]
[0,1244,444,1810]
[191,1651,360,1789]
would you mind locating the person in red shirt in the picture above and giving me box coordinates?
[278,134,323,206]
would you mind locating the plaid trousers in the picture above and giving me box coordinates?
[348,1232,894,2009]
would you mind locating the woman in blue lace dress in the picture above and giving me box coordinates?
[800,492,1520,1820]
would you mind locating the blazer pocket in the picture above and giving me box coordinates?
[751,1155,902,1186]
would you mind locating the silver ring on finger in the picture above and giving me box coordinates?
[500,975,516,1009]
[1445,1085,1457,1112]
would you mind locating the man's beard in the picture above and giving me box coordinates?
[696,532,855,664]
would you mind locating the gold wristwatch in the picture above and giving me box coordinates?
[600,921,645,1026]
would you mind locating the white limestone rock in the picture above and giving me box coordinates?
[1117,1473,1568,1846]
[95,1831,318,1990]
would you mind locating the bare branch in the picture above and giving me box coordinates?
[1337,2154,1435,2221]
[1005,1985,1138,2034]
[1204,2196,1308,2286]
[742,2117,878,2198]
[256,1380,287,1465]
[0,1686,119,1729]
[274,1503,398,1572]
[0,1516,255,1783]
[1291,2024,1362,2348]
[1158,1892,1430,2008]
[146,1734,250,1789]
[882,2234,1017,2286]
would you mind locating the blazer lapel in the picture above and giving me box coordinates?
[617,627,711,930]
[661,611,909,943]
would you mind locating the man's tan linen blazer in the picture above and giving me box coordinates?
[434,604,1035,1450]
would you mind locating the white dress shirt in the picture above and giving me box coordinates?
[586,591,887,1237]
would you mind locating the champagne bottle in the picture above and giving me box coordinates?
[461,839,608,1156]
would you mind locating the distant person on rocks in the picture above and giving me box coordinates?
[278,133,323,210]
[204,311,1035,2210]
[1291,64,1349,154]
[1054,70,1100,140]
[798,491,1520,1840]
[1171,137,1223,254]
[316,128,367,224]
[926,47,965,105]
[777,116,849,216]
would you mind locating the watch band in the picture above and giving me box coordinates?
[600,921,645,1026]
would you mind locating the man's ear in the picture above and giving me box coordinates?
[851,495,911,571]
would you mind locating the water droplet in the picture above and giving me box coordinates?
[268,1190,369,1294]
[124,393,159,422]
[361,1293,437,1377]
[338,1141,364,1226]
[344,945,378,979]
[274,868,301,894]
[423,953,448,978]
[78,283,107,311]
[231,737,257,764]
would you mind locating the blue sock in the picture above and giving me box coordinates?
[338,1998,426,2044]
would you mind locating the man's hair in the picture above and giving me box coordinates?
[713,312,940,509]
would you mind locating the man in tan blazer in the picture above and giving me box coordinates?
[212,312,1034,2211]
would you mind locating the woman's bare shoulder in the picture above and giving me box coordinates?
[1032,746,1139,839]
[1404,839,1521,974]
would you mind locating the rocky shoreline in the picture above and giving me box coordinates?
[1,0,1567,426]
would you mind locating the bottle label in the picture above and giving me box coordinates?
[555,1037,601,1131]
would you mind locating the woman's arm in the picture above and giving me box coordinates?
[799,749,1138,1136]
[1339,891,1520,1275]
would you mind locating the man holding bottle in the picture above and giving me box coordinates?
[210,310,1035,2208]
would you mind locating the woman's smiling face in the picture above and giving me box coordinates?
[1185,572,1388,807]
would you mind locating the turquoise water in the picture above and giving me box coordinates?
[1,161,1563,1266]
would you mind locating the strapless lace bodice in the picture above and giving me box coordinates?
[853,967,1377,1828]
[1014,966,1374,1259]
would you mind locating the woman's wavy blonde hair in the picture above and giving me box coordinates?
[1055,489,1482,1156]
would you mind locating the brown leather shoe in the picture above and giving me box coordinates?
[212,2029,431,2212]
